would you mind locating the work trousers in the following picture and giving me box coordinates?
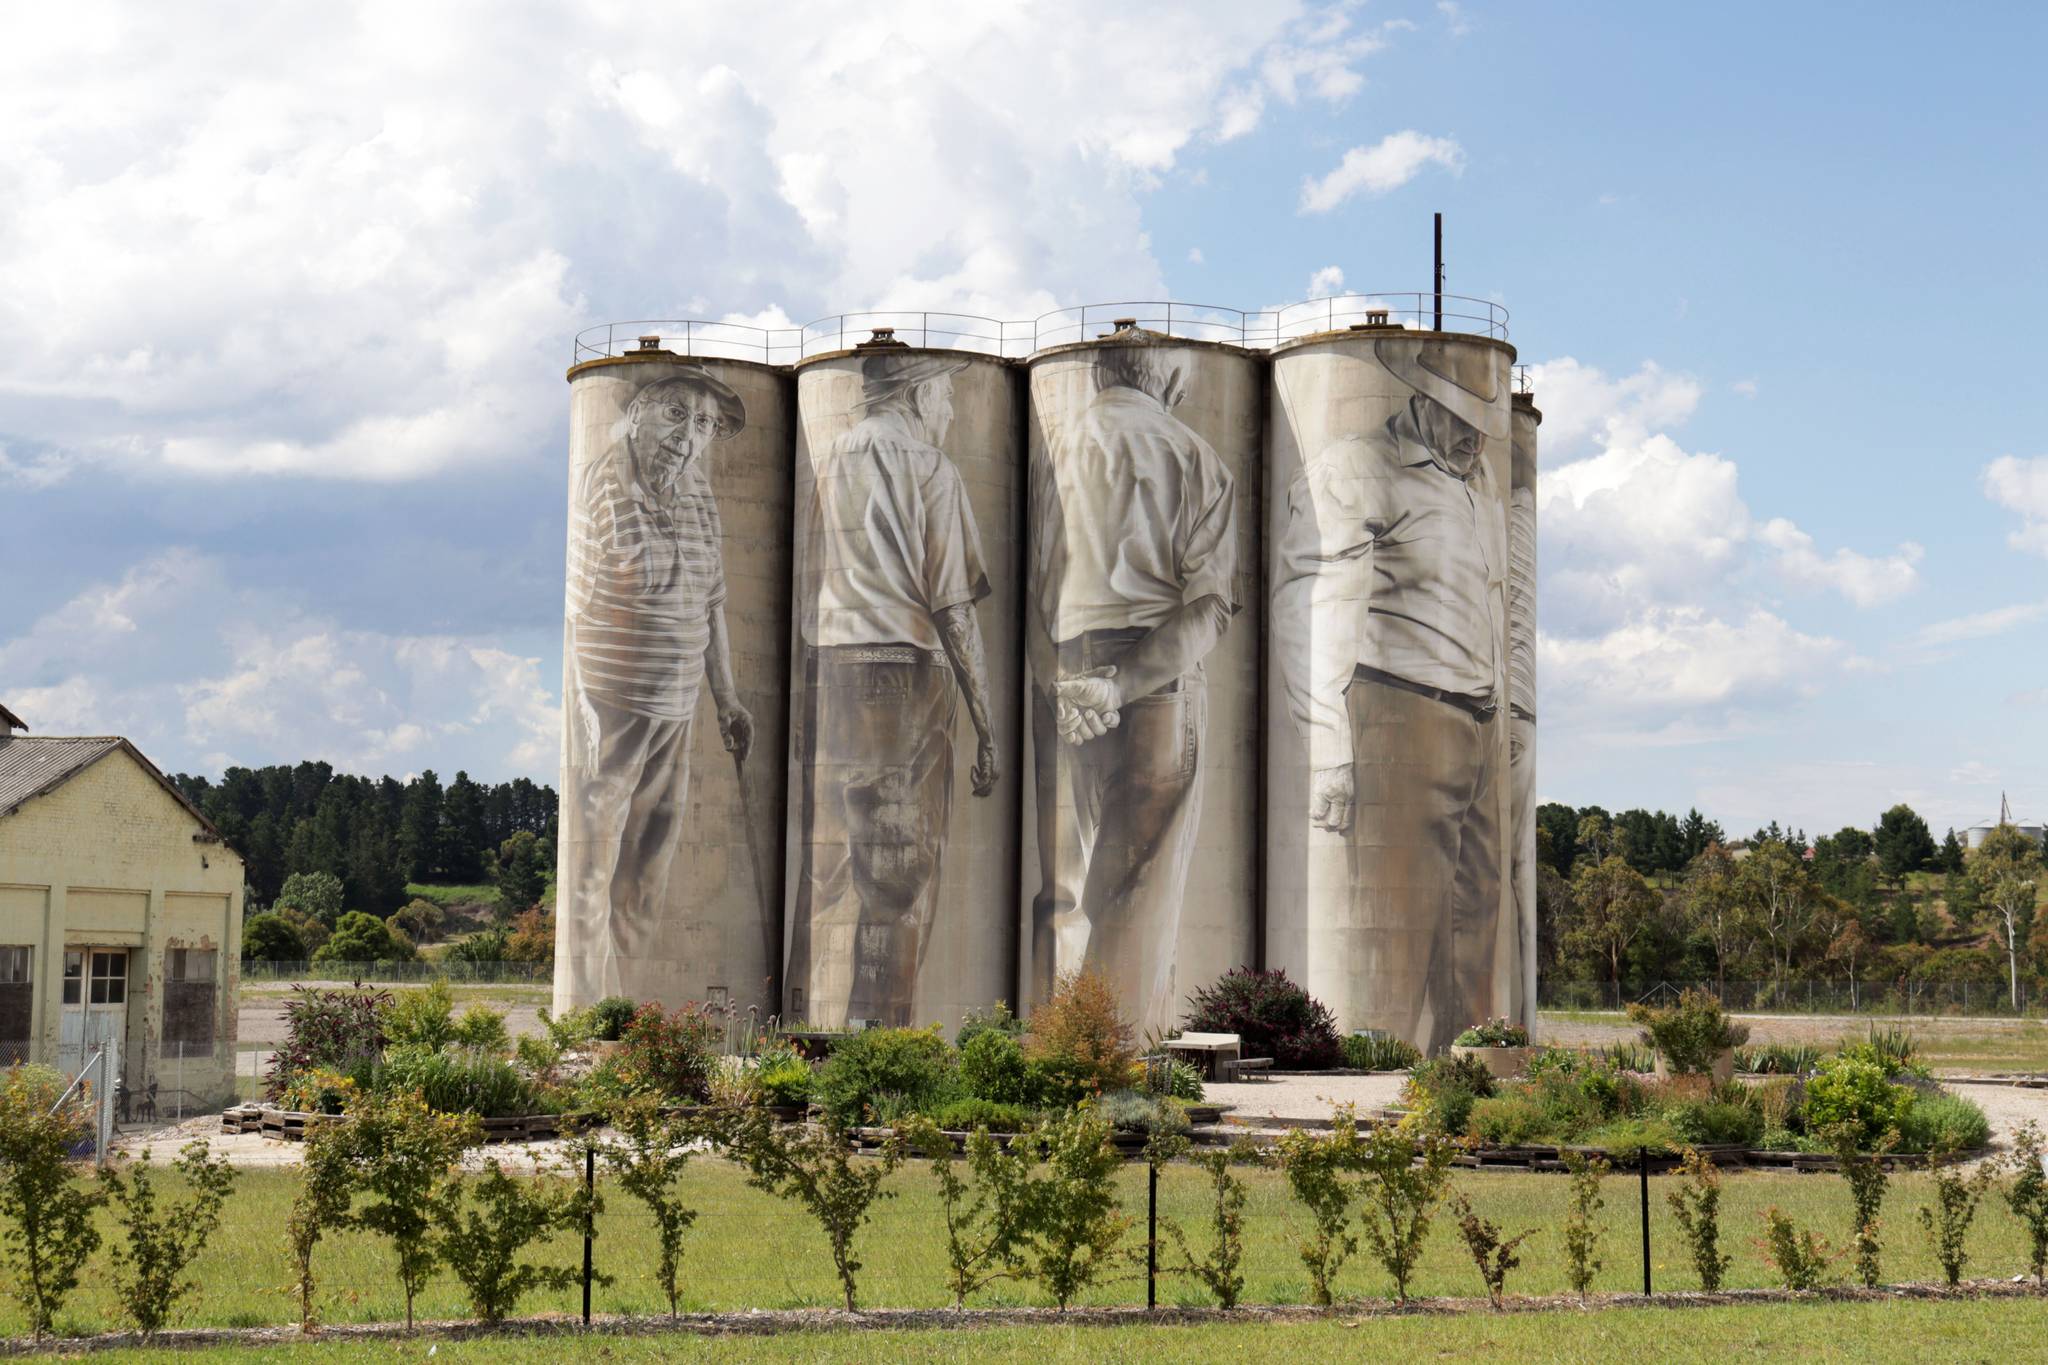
[786,646,957,1028]
[1338,675,1513,1055]
[1031,630,1206,1037]
[554,694,694,1006]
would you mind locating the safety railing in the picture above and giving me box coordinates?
[571,291,1510,364]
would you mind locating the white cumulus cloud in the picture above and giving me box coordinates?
[1984,455,2048,556]
[1298,130,1464,213]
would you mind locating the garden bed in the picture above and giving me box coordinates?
[222,1104,573,1144]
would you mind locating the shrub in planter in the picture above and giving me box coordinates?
[1585,1116,1681,1158]
[959,1028,1031,1106]
[1467,1095,1549,1147]
[815,1026,955,1125]
[268,984,392,1101]
[1181,967,1343,1070]
[1344,1032,1422,1072]
[1026,971,1137,1098]
[378,1046,538,1119]
[587,996,638,1043]
[750,1052,815,1109]
[1668,1099,1764,1148]
[955,1001,1024,1053]
[1896,1093,1990,1154]
[1625,989,1748,1076]
[1402,1053,1496,1136]
[1803,1055,1913,1150]
[1097,1089,1190,1140]
[1454,1018,1529,1048]
[616,1003,722,1102]
[930,1098,1033,1133]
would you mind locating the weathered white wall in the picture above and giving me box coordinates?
[0,747,242,1099]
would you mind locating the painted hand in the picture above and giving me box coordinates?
[1054,666,1122,745]
[1310,763,1354,833]
[718,701,754,762]
[972,734,999,797]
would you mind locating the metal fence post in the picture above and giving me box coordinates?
[583,1144,595,1326]
[1146,1159,1158,1310]
[1638,1146,1652,1295]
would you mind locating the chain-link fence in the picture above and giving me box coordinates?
[1541,978,2040,1017]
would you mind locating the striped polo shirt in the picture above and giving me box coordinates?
[567,451,726,721]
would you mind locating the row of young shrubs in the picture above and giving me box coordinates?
[1406,1038,1990,1156]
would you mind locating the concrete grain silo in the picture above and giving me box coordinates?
[553,339,793,1018]
[1508,389,1541,1032]
[1021,321,1262,1038]
[782,330,1026,1029]
[1264,323,1521,1054]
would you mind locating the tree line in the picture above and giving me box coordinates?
[171,761,557,914]
[1537,800,2046,1005]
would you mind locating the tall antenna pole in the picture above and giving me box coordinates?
[1433,212,1444,331]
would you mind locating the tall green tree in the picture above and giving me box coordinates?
[1874,803,1937,883]
[1961,825,2045,1009]
[1564,856,1659,989]
[1732,840,1823,978]
[440,772,489,882]
[397,769,444,883]
[274,871,346,928]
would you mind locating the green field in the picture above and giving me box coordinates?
[16,1156,2047,1341]
[63,1297,2048,1362]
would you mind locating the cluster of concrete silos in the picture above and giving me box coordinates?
[553,306,1540,1054]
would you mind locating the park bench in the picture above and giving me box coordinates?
[1223,1056,1273,1082]
[1164,1032,1241,1080]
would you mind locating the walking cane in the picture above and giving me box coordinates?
[731,749,780,1005]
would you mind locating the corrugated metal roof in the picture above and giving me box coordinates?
[0,735,124,819]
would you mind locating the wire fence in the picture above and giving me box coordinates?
[240,960,553,985]
[1540,978,2044,1017]
[570,292,1511,365]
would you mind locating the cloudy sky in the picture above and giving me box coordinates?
[2,2,2043,838]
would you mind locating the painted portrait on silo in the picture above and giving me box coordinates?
[559,370,756,1004]
[1027,338,1240,1036]
[785,349,999,1028]
[1507,397,1540,1031]
[1269,332,1518,1054]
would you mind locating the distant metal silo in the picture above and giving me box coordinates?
[783,332,1025,1030]
[554,341,793,1019]
[1509,389,1541,1033]
[1265,323,1520,1054]
[1022,321,1262,1038]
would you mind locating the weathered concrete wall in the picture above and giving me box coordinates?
[1509,393,1540,1033]
[553,312,1539,1050]
[1265,328,1521,1053]
[1021,327,1261,1037]
[783,345,1024,1028]
[554,351,792,1017]
[0,744,242,1102]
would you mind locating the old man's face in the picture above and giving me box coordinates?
[628,387,718,493]
[1418,396,1486,479]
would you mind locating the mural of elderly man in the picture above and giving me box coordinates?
[1271,335,1514,1054]
[560,370,755,1002]
[787,351,998,1027]
[1029,340,1238,1034]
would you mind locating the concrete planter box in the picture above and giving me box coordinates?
[1451,1044,1533,1079]
[1653,1047,1736,1084]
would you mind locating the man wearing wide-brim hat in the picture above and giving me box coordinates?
[786,349,997,1028]
[559,368,755,1002]
[1271,332,1517,1055]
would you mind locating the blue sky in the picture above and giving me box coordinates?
[1,1,2042,839]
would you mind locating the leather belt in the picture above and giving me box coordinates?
[1354,666,1498,722]
[810,643,947,668]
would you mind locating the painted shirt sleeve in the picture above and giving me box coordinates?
[1176,439,1239,611]
[1272,444,1388,771]
[920,456,991,615]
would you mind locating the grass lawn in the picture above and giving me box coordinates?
[67,1297,2048,1362]
[20,1156,2048,1340]
[1539,1010,2048,1074]
[403,883,501,910]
